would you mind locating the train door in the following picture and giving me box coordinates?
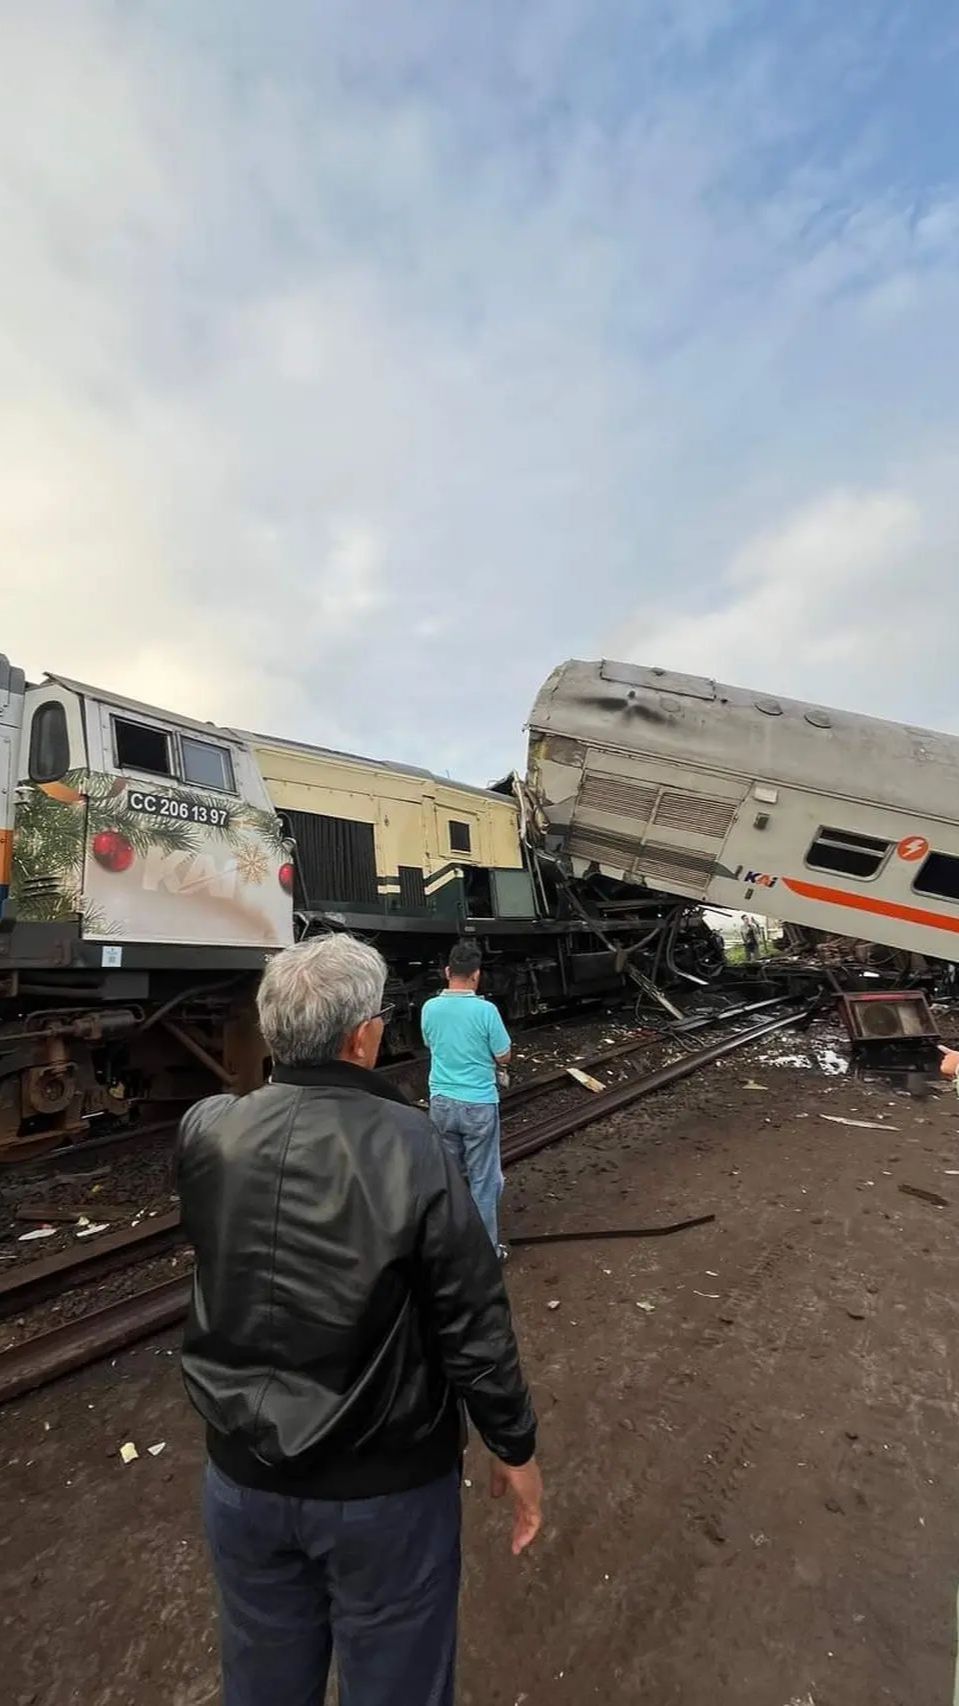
[421,795,480,915]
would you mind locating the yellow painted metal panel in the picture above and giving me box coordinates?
[253,741,524,881]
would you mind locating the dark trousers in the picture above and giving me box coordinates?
[203,1460,461,1706]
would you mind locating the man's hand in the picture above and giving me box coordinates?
[939,1048,959,1079]
[489,1455,543,1556]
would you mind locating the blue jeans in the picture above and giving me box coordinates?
[429,1096,503,1247]
[202,1461,461,1706]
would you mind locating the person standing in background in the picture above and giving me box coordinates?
[422,941,511,1258]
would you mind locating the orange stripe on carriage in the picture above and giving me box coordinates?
[782,876,959,936]
[0,828,11,886]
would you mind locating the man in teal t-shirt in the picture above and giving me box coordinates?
[421,941,512,1256]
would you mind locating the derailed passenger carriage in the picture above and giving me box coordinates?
[526,659,959,971]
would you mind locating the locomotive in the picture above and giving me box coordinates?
[0,656,714,1157]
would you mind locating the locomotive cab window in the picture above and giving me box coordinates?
[913,851,959,901]
[113,718,172,777]
[181,735,235,793]
[28,700,69,782]
[806,826,890,880]
[449,819,472,854]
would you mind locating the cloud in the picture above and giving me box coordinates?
[615,470,959,733]
[617,486,916,689]
[2,1,959,787]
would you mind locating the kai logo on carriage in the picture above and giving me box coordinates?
[741,868,778,889]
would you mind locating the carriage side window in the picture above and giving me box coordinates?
[806,826,890,879]
[913,851,959,901]
[181,736,235,793]
[114,718,172,777]
[449,820,471,854]
[28,701,69,783]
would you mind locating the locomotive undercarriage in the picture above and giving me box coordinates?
[0,886,725,1158]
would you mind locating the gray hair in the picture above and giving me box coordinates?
[257,935,387,1065]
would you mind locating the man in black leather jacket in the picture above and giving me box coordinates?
[178,933,541,1706]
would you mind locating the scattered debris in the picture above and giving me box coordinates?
[147,1442,166,1458]
[17,1227,57,1242]
[693,1291,721,1300]
[547,1300,561,1311]
[899,1183,950,1208]
[635,1300,655,1313]
[565,1066,606,1094]
[761,1048,847,1075]
[119,1442,139,1465]
[820,1115,896,1131]
[14,1203,124,1226]
[52,1165,110,1186]
[75,1223,111,1240]
[742,1080,766,1091]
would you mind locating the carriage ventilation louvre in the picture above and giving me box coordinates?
[579,773,659,820]
[653,790,736,838]
[567,824,642,866]
[568,825,716,884]
[578,773,736,839]
[634,842,717,884]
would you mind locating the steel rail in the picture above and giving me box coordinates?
[0,1209,183,1319]
[500,1002,816,1167]
[0,997,818,1405]
[0,1277,191,1406]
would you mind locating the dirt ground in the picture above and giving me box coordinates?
[2,1029,958,1705]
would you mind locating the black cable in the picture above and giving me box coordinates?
[508,1213,715,1247]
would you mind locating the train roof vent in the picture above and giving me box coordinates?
[755,696,782,716]
[804,708,832,729]
[599,661,716,701]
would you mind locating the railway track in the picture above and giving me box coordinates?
[0,994,819,1405]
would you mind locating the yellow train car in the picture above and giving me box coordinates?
[248,733,537,928]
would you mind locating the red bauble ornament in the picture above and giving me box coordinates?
[278,862,295,894]
[92,830,135,873]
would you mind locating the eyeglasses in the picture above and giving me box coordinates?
[370,1003,394,1027]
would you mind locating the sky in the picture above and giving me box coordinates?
[2,0,958,784]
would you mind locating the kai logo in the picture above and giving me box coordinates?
[743,869,778,889]
[896,835,929,863]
